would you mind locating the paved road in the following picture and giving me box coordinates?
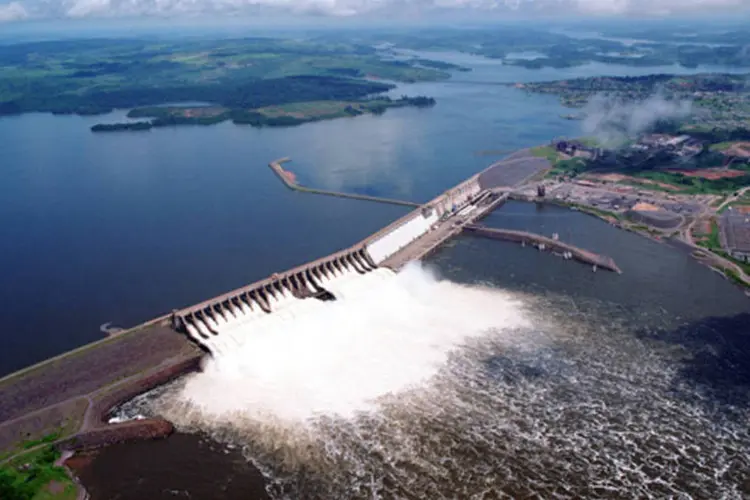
[716,186,750,213]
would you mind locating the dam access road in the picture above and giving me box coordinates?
[0,148,614,463]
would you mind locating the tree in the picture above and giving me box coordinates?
[0,468,33,500]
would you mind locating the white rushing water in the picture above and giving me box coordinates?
[175,263,531,422]
[122,262,749,499]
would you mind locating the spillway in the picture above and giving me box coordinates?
[178,257,386,355]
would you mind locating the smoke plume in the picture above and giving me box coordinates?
[581,93,692,147]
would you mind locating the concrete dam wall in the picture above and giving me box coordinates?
[365,177,482,265]
[366,211,440,265]
[173,172,487,355]
[172,247,381,355]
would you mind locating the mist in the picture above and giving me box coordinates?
[581,93,693,147]
[161,263,532,425]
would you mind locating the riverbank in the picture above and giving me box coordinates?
[512,192,750,290]
[0,317,202,498]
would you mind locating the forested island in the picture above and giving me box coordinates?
[91,121,153,132]
[90,96,435,132]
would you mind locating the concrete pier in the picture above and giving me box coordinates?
[268,158,420,208]
[463,224,622,273]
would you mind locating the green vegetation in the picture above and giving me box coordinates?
[556,201,621,221]
[523,74,750,194]
[707,220,722,249]
[316,26,750,69]
[92,96,435,131]
[546,157,588,179]
[410,58,471,72]
[1,444,76,500]
[0,38,447,117]
[20,434,60,451]
[578,204,622,221]
[91,121,152,132]
[530,145,559,163]
[626,170,750,195]
[724,269,747,288]
[709,141,736,152]
[697,219,722,251]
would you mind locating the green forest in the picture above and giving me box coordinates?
[92,95,436,131]
[0,38,449,117]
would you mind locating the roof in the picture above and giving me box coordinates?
[721,213,750,253]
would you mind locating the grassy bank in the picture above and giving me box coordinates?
[1,441,77,500]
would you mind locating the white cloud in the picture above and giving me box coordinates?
[574,0,746,15]
[0,0,749,21]
[0,1,28,20]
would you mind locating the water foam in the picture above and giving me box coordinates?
[120,267,750,499]
[174,262,531,422]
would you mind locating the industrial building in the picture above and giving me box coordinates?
[721,211,750,262]
[626,203,683,230]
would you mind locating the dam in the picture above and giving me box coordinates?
[171,154,526,354]
[0,148,617,460]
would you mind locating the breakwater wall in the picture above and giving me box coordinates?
[463,224,622,273]
[88,355,202,425]
[56,354,202,452]
[269,158,420,208]
[61,419,174,452]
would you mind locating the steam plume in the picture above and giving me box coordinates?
[581,93,692,147]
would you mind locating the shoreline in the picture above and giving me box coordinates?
[514,194,750,290]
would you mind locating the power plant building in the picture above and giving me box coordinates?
[721,211,750,262]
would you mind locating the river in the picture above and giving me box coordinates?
[2,46,749,498]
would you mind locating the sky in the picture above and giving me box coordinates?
[1,0,749,23]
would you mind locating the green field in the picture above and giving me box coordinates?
[1,441,77,500]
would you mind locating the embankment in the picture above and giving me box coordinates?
[56,353,202,452]
[464,224,621,273]
[61,419,175,451]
